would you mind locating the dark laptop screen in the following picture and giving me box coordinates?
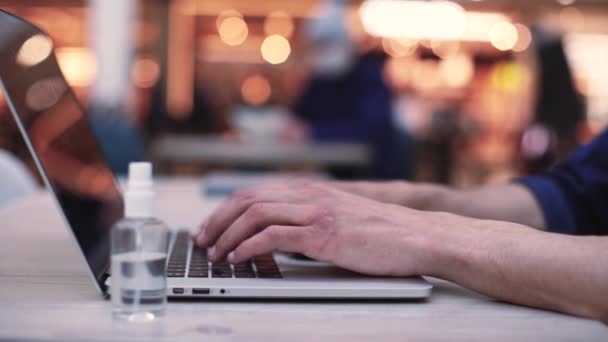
[0,11,123,289]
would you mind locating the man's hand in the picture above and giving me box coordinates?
[194,179,435,277]
[193,178,608,322]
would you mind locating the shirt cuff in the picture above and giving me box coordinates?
[516,176,578,234]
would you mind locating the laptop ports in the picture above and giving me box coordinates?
[192,288,211,295]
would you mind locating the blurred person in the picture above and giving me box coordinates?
[287,0,413,180]
[194,128,608,322]
[522,25,586,173]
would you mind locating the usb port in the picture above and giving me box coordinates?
[192,288,211,295]
[172,288,185,294]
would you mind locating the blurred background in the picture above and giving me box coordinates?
[1,0,607,196]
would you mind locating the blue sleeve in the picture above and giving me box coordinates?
[516,129,608,235]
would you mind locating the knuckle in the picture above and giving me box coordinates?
[308,216,337,259]
[265,225,283,241]
[247,202,268,221]
[232,189,257,206]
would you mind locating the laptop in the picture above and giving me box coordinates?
[0,10,432,299]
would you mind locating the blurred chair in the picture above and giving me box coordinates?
[0,149,36,207]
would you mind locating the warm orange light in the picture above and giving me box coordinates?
[411,60,441,91]
[512,24,532,52]
[55,47,96,87]
[132,57,160,88]
[241,74,272,106]
[382,38,417,58]
[439,53,474,88]
[430,40,460,59]
[216,9,243,29]
[17,34,53,67]
[489,22,518,51]
[360,0,466,40]
[264,11,294,38]
[260,35,291,65]
[218,16,248,46]
[559,7,585,31]
[384,57,413,87]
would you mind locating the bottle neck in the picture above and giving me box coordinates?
[124,191,154,218]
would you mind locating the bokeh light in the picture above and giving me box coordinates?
[216,9,243,30]
[260,35,291,65]
[430,40,460,59]
[132,57,160,88]
[411,60,442,91]
[55,47,96,87]
[241,74,272,106]
[489,22,518,51]
[25,77,67,112]
[439,53,474,88]
[382,38,417,58]
[17,34,53,67]
[218,16,248,46]
[360,0,466,40]
[490,62,529,93]
[512,23,532,52]
[264,11,294,38]
[384,57,413,88]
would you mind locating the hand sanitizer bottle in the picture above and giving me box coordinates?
[111,162,169,321]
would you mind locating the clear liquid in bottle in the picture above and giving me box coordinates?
[111,163,169,321]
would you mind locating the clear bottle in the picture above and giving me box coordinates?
[111,162,170,321]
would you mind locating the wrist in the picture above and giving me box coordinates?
[411,211,482,279]
[399,183,455,211]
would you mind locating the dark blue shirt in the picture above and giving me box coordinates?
[292,53,412,179]
[518,129,608,235]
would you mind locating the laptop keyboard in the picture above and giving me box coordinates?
[167,231,282,279]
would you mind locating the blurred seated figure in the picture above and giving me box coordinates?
[0,149,36,207]
[522,25,586,173]
[288,0,413,180]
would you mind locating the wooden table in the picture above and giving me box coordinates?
[0,178,606,341]
[150,135,371,168]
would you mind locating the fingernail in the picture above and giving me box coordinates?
[227,252,236,263]
[196,230,207,245]
[208,246,216,259]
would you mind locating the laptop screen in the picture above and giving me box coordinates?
[0,11,123,290]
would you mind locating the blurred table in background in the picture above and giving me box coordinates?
[150,135,371,169]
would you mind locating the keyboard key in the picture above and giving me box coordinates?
[188,273,208,278]
[212,269,232,278]
[188,271,208,278]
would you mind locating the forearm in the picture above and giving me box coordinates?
[422,213,608,322]
[421,183,546,230]
[334,181,546,230]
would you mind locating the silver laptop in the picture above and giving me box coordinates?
[0,10,432,299]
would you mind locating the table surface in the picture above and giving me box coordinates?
[150,135,371,167]
[0,178,606,341]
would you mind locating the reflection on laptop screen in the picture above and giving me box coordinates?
[0,11,123,286]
